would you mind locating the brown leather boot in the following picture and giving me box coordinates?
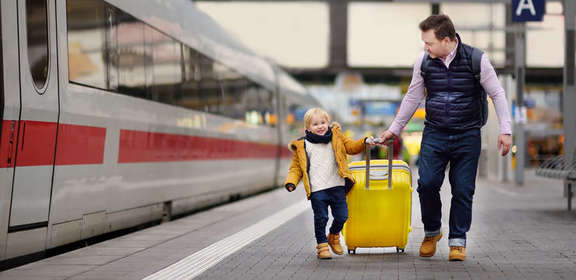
[449,246,466,261]
[419,232,442,257]
[327,233,344,255]
[316,243,332,259]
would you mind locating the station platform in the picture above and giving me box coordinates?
[0,169,575,280]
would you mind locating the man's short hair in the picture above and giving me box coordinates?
[419,14,456,41]
[304,108,331,130]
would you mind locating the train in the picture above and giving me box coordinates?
[0,0,317,262]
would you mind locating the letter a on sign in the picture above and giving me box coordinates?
[512,0,545,22]
[516,0,536,16]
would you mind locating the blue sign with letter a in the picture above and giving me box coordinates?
[512,0,546,22]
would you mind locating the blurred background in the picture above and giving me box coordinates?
[197,0,565,173]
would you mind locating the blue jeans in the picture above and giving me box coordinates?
[417,126,481,247]
[310,186,348,244]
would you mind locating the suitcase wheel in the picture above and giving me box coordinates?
[396,247,405,253]
[347,249,356,254]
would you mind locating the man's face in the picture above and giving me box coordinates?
[421,29,451,59]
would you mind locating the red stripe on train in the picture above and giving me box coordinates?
[118,129,284,163]
[55,123,107,165]
[0,120,18,168]
[280,146,292,158]
[1,120,290,167]
[15,121,58,166]
[0,120,106,167]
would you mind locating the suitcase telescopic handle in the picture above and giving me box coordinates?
[365,138,394,190]
[387,139,393,189]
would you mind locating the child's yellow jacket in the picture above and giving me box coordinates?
[284,123,367,199]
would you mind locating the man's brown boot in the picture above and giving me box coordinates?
[327,233,344,255]
[449,246,466,261]
[419,232,442,257]
[316,243,332,259]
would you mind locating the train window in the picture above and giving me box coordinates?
[26,0,50,91]
[65,0,278,127]
[145,26,182,105]
[107,8,147,98]
[182,46,201,83]
[66,0,107,89]
[216,63,250,120]
[197,54,222,114]
[180,46,201,109]
[242,84,274,126]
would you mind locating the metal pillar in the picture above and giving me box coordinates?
[514,21,526,186]
[328,0,348,71]
[564,0,576,205]
[505,3,515,74]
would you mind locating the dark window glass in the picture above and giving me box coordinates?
[107,7,146,98]
[26,0,49,90]
[242,84,273,126]
[197,54,222,114]
[180,46,201,109]
[104,5,117,90]
[216,63,250,120]
[145,26,182,105]
[213,62,275,126]
[66,0,107,89]
[65,0,276,126]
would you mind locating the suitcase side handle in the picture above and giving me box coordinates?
[364,138,393,189]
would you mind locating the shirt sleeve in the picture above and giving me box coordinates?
[388,53,427,136]
[480,53,512,135]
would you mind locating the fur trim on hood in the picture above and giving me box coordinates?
[288,137,304,153]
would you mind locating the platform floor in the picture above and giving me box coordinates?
[1,169,575,280]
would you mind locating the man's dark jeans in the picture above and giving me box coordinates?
[310,186,348,244]
[417,126,481,247]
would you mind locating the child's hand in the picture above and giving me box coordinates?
[365,136,378,148]
[285,183,296,192]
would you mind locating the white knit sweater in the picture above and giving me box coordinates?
[305,140,345,193]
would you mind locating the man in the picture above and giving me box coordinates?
[380,15,512,261]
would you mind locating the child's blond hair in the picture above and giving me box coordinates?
[304,108,331,130]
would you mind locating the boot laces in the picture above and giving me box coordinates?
[423,236,436,242]
[452,246,464,252]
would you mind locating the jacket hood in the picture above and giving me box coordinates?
[288,138,303,153]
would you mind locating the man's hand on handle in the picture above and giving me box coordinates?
[380,130,396,143]
[498,134,512,156]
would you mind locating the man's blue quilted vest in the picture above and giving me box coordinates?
[422,38,484,130]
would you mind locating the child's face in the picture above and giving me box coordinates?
[307,114,329,135]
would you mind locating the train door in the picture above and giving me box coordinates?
[6,0,59,258]
[0,0,12,262]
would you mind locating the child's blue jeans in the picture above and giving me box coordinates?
[310,186,348,244]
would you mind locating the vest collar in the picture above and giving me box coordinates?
[453,33,465,60]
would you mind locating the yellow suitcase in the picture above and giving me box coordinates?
[343,140,413,254]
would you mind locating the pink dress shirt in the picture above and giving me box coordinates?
[388,42,512,136]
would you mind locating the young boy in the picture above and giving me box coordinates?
[284,108,373,259]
